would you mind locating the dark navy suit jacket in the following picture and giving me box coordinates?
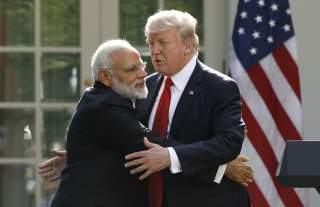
[51,81,173,207]
[137,61,250,207]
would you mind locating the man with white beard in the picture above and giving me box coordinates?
[49,39,175,207]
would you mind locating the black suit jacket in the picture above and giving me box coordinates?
[51,81,172,207]
[137,61,250,207]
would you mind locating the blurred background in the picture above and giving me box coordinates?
[0,0,319,206]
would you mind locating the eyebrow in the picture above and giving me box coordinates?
[125,61,144,70]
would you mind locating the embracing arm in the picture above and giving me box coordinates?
[37,105,169,182]
[100,105,176,154]
[125,79,246,183]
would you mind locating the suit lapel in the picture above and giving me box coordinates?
[169,61,204,138]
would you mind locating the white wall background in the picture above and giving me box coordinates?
[290,1,320,206]
[291,1,320,141]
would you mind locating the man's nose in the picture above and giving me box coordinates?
[141,70,147,78]
[150,44,161,55]
[138,66,147,78]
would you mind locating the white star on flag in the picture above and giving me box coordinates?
[267,36,274,43]
[252,31,260,39]
[258,0,265,7]
[240,11,247,19]
[283,24,291,32]
[271,3,279,11]
[286,9,291,15]
[238,27,245,35]
[249,47,257,55]
[269,19,276,27]
[255,15,263,23]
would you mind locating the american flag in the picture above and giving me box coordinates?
[229,0,308,206]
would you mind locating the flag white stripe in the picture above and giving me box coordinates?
[230,48,285,161]
[284,37,299,63]
[260,53,302,134]
[294,188,309,207]
[241,137,285,207]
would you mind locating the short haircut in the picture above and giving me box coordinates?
[90,39,138,80]
[145,10,199,52]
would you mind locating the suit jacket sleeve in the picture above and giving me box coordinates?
[173,79,245,178]
[99,105,174,154]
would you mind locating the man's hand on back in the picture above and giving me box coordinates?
[124,138,170,180]
[38,150,66,182]
[225,155,253,187]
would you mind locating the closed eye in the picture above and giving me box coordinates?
[160,41,169,46]
[126,66,138,72]
[125,62,147,72]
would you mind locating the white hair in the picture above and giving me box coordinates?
[90,39,138,80]
[145,10,199,52]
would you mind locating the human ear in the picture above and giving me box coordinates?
[98,70,112,86]
[184,39,194,55]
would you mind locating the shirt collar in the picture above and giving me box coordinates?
[169,54,197,92]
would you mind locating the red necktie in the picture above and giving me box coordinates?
[149,77,173,207]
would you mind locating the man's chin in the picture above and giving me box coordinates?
[112,78,148,100]
[134,90,148,99]
[154,67,170,76]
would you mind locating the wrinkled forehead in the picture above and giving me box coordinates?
[109,48,142,68]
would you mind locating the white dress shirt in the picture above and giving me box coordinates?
[148,55,226,183]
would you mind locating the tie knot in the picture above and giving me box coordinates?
[165,77,173,89]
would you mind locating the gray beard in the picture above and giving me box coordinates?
[111,75,148,100]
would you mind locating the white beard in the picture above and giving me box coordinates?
[111,75,148,100]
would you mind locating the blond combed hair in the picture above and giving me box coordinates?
[145,10,199,53]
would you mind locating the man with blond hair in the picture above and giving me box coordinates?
[125,10,251,207]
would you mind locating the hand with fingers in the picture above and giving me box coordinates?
[38,150,67,182]
[225,155,254,187]
[124,137,171,180]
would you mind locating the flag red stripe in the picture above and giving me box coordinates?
[242,101,278,172]
[248,181,270,207]
[242,101,304,207]
[273,45,301,101]
[246,64,301,141]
